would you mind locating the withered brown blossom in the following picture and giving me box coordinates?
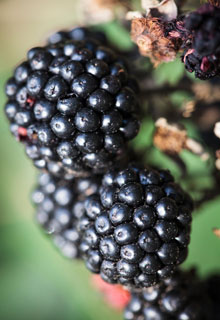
[154,118,209,160]
[153,118,187,153]
[131,17,184,66]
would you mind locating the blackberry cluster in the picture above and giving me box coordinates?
[183,4,220,79]
[5,25,202,317]
[5,27,140,177]
[124,269,211,320]
[78,164,193,288]
[32,172,100,258]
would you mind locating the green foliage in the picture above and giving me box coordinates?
[94,21,133,49]
[154,58,185,85]
[170,91,192,108]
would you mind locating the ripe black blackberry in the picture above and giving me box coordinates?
[124,269,211,320]
[182,4,220,79]
[5,27,140,177]
[32,172,100,259]
[78,164,193,288]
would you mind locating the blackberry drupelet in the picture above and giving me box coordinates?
[78,164,193,288]
[32,172,100,259]
[124,269,211,320]
[5,27,140,177]
[182,4,220,79]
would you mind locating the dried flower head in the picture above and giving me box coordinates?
[131,17,182,65]
[154,118,210,160]
[154,118,187,153]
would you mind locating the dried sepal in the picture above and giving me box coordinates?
[154,118,187,153]
[131,17,181,65]
[154,117,209,161]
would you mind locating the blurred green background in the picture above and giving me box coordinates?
[0,1,220,319]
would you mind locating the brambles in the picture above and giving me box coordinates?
[79,164,193,288]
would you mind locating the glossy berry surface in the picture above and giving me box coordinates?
[124,269,211,320]
[78,164,193,288]
[32,172,100,259]
[4,27,140,177]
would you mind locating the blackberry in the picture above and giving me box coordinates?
[183,48,220,80]
[124,269,211,320]
[78,164,193,288]
[32,172,100,259]
[185,4,220,57]
[182,4,220,79]
[5,27,140,177]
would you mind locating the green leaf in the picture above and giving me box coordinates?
[93,21,133,50]
[154,58,185,85]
